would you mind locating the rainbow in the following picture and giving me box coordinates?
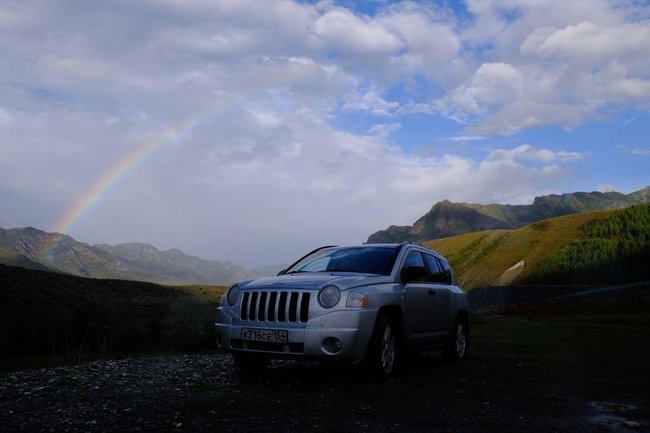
[37,63,318,261]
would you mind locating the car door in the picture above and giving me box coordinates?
[423,254,452,340]
[403,250,442,347]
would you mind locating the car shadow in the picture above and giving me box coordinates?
[231,349,451,386]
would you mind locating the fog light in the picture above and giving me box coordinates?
[321,337,342,355]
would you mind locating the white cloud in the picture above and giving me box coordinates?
[344,86,400,115]
[441,62,524,122]
[312,7,403,56]
[522,21,650,67]
[617,144,650,156]
[0,108,12,127]
[1,0,647,267]
[487,144,590,163]
[469,100,587,135]
[368,122,401,137]
[597,184,619,192]
[1,93,587,265]
[38,55,112,82]
[630,148,650,156]
[378,3,460,72]
[437,0,650,134]
[448,136,485,142]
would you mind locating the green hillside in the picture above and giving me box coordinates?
[0,263,226,370]
[425,204,650,290]
[527,204,650,285]
[369,186,650,243]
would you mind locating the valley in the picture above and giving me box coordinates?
[1,193,649,432]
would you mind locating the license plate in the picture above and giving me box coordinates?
[240,328,288,343]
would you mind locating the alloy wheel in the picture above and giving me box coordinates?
[455,323,466,358]
[380,323,396,373]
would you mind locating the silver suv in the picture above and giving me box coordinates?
[215,243,469,376]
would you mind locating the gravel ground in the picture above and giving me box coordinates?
[1,318,648,433]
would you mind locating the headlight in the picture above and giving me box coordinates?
[346,291,369,307]
[227,285,240,306]
[318,285,341,308]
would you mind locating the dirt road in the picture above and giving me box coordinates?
[1,316,648,432]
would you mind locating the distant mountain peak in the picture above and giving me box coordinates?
[0,228,251,285]
[367,186,650,244]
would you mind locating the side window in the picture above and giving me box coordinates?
[424,254,444,283]
[403,250,425,268]
[436,257,453,284]
[401,251,427,283]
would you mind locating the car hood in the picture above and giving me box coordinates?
[238,273,392,291]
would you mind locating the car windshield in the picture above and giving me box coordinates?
[285,246,400,276]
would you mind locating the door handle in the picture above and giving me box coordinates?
[428,289,436,296]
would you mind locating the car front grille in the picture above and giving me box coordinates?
[240,290,310,323]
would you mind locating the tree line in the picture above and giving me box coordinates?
[527,204,650,285]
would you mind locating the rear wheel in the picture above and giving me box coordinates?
[364,314,400,378]
[443,317,469,361]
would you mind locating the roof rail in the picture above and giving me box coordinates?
[401,241,430,249]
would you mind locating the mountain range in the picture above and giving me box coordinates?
[2,186,648,286]
[0,227,252,285]
[367,186,650,243]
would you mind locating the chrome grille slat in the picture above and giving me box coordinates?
[268,292,277,321]
[288,292,297,322]
[241,292,250,321]
[249,292,258,321]
[239,290,310,323]
[282,293,291,322]
[279,292,287,322]
[300,292,310,323]
[256,292,267,321]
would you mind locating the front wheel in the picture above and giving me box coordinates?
[363,314,399,378]
[443,317,469,361]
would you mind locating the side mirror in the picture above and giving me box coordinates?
[401,266,427,283]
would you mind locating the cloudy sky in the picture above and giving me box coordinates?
[1,0,649,267]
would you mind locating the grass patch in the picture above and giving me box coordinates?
[530,220,551,231]
[471,313,650,391]
[466,232,509,268]
[0,263,226,373]
[453,234,488,267]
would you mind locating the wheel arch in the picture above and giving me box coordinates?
[455,308,471,346]
[457,309,470,326]
[376,305,405,344]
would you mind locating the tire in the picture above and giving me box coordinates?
[363,314,400,378]
[232,353,268,372]
[443,317,469,361]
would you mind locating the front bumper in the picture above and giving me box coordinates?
[215,307,378,364]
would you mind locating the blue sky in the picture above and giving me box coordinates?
[1,0,649,267]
